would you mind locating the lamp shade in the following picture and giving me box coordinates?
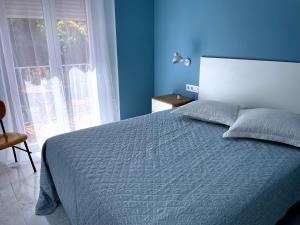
[172,52,183,64]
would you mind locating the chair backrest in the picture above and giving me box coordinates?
[0,101,6,119]
[0,101,6,133]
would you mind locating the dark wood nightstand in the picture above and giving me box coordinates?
[152,94,192,113]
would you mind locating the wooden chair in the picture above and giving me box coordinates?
[0,101,36,172]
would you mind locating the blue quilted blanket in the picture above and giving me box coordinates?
[36,110,300,225]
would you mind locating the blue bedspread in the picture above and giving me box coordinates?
[36,110,300,225]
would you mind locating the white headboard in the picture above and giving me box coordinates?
[198,57,300,114]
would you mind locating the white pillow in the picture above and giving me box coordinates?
[172,99,239,126]
[223,108,300,148]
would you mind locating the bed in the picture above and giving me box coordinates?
[36,57,300,225]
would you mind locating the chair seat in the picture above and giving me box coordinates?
[0,132,27,150]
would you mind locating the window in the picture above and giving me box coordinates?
[1,0,100,151]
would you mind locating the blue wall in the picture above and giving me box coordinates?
[154,0,300,97]
[115,0,154,119]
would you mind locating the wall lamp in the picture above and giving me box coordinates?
[172,52,191,67]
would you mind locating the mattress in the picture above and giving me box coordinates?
[36,110,300,225]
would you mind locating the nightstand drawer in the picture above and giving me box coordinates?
[152,99,173,112]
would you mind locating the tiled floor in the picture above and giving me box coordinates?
[0,160,299,225]
[0,161,71,225]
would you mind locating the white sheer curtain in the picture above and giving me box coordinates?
[88,0,120,123]
[0,0,120,163]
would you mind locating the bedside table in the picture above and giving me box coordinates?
[152,94,192,113]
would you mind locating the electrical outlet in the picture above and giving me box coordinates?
[186,84,199,93]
